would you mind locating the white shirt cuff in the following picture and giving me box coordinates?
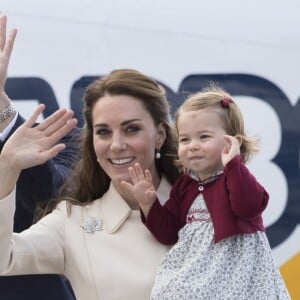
[0,112,19,141]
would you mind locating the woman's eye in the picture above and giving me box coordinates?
[126,126,140,134]
[96,128,110,136]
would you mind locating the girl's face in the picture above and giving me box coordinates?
[177,108,227,180]
[92,94,165,189]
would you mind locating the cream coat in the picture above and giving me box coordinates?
[0,178,171,300]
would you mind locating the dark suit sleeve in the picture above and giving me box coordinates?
[0,114,81,232]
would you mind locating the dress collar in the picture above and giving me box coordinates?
[187,169,224,184]
[100,176,171,233]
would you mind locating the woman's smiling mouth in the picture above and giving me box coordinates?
[109,157,135,165]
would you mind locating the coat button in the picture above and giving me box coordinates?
[198,185,204,191]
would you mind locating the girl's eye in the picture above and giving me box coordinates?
[179,137,189,143]
[200,134,210,140]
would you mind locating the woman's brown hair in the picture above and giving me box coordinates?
[36,69,180,219]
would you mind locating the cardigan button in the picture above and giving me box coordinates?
[198,185,204,191]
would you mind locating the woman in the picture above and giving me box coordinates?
[0,68,180,299]
[0,14,78,300]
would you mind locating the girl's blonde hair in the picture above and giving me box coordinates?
[175,84,259,163]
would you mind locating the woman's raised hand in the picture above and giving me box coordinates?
[1,104,77,171]
[0,14,17,96]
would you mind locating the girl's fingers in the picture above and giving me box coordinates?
[128,166,138,185]
[224,134,233,144]
[128,163,151,186]
[134,163,145,181]
[145,169,153,183]
[121,181,133,192]
[223,135,239,151]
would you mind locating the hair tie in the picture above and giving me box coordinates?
[220,97,232,108]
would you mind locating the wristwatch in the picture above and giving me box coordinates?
[0,104,16,122]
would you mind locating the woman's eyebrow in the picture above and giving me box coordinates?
[94,123,108,128]
[94,118,143,128]
[120,119,143,126]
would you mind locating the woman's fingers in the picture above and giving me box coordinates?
[42,110,75,136]
[22,105,77,155]
[0,14,17,90]
[28,105,77,139]
[46,117,78,146]
[24,104,46,127]
[35,106,71,131]
[0,15,7,50]
[4,28,17,58]
[0,14,17,50]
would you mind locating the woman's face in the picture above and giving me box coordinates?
[92,94,164,187]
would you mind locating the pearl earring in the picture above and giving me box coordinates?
[155,151,161,159]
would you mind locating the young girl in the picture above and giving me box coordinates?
[123,86,291,299]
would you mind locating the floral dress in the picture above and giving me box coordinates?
[151,193,291,300]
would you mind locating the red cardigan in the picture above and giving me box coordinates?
[143,155,269,244]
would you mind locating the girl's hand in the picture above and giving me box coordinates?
[222,135,240,166]
[122,163,156,217]
[1,104,77,172]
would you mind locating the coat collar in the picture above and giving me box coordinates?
[100,176,171,234]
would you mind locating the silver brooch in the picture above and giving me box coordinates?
[81,216,103,234]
